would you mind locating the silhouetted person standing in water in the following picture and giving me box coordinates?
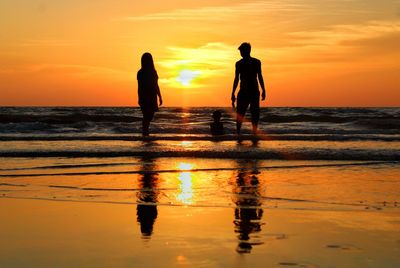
[231,43,266,135]
[137,53,162,136]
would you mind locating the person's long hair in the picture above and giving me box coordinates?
[141,52,157,76]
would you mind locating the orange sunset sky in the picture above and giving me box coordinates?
[0,0,399,107]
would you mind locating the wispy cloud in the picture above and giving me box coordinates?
[122,1,308,21]
[260,19,400,77]
[288,20,400,47]
[159,42,235,69]
[120,0,393,23]
[16,39,76,47]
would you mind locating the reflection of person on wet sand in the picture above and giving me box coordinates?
[136,157,159,238]
[232,159,264,253]
[231,42,266,135]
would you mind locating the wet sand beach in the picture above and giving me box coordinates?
[1,157,400,267]
[1,198,400,268]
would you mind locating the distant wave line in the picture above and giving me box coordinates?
[1,134,400,141]
[0,150,399,160]
[0,112,398,125]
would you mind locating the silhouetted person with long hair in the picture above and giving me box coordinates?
[232,159,264,253]
[137,52,163,136]
[231,43,266,135]
[137,157,159,238]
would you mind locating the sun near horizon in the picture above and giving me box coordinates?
[0,0,399,107]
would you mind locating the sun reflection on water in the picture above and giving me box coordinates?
[176,162,195,205]
[177,162,193,171]
[180,141,194,148]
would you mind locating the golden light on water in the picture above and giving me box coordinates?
[177,162,194,171]
[176,162,195,205]
[177,172,193,205]
[180,141,194,148]
[176,254,188,265]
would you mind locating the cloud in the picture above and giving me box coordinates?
[121,0,393,24]
[122,1,309,21]
[288,20,400,47]
[156,42,237,88]
[248,19,400,77]
[16,39,76,47]
[276,20,400,63]
[159,42,236,68]
[340,31,400,53]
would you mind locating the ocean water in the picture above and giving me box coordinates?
[1,107,399,213]
[0,107,399,159]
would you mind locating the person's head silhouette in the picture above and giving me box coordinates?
[238,42,251,58]
[141,52,155,71]
[212,110,222,123]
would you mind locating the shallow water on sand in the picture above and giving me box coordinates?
[1,157,399,211]
[1,140,399,160]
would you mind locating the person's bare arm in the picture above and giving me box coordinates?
[137,74,143,107]
[258,61,266,100]
[156,78,163,106]
[231,64,239,107]
[156,86,162,106]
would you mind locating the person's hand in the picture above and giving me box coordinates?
[159,97,163,106]
[231,94,236,107]
[261,91,266,101]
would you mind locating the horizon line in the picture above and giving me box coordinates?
[1,105,399,108]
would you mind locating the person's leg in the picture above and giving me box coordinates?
[142,109,154,136]
[236,113,244,135]
[142,119,149,136]
[236,97,249,135]
[250,95,260,135]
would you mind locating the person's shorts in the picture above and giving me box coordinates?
[140,105,157,121]
[237,91,260,116]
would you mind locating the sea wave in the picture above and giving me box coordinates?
[0,114,143,124]
[0,148,399,160]
[1,107,399,137]
[1,108,399,124]
[1,134,399,141]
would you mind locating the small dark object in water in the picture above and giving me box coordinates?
[210,110,224,136]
